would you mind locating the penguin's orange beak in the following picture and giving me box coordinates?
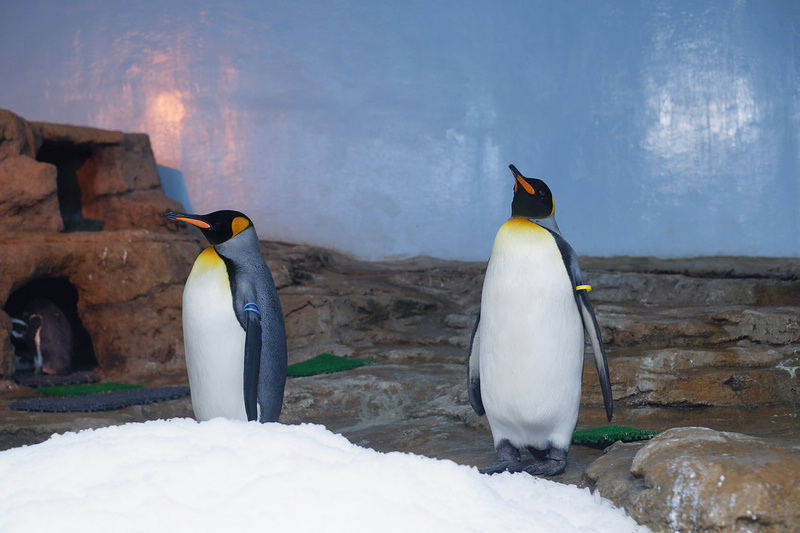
[175,217,211,229]
[161,211,211,229]
[510,165,536,195]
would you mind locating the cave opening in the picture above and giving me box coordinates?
[4,278,97,377]
[36,140,104,232]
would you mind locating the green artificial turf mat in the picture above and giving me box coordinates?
[572,425,661,446]
[287,353,375,377]
[37,382,145,397]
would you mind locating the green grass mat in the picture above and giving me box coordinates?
[572,425,661,446]
[37,382,145,397]
[287,353,375,377]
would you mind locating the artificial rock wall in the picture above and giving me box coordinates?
[0,109,201,378]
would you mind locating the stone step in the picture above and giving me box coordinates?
[585,270,800,307]
[582,345,800,408]
[596,305,800,348]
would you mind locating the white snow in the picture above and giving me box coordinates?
[0,419,648,532]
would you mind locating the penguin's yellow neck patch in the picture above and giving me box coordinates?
[493,217,551,251]
[188,245,232,288]
[194,246,222,270]
[501,216,547,233]
[231,216,250,237]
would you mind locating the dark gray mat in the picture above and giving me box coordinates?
[9,386,190,413]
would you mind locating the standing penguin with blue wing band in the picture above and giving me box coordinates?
[468,165,612,476]
[162,210,287,423]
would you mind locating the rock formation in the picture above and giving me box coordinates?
[0,108,200,377]
[585,427,800,532]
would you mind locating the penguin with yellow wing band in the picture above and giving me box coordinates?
[468,165,612,476]
[162,210,287,423]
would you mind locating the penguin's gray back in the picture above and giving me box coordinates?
[478,217,584,451]
[216,226,287,422]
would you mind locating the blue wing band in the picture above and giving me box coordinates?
[243,302,261,316]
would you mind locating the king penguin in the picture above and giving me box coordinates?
[467,165,613,476]
[162,210,288,423]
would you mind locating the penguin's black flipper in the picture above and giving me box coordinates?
[256,298,288,423]
[467,312,485,416]
[576,291,613,422]
[547,229,613,422]
[243,306,262,422]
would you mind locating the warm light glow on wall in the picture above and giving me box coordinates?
[144,89,187,169]
[154,90,186,123]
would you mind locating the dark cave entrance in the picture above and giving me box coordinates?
[36,140,104,233]
[4,278,97,376]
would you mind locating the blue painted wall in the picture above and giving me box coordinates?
[1,1,797,260]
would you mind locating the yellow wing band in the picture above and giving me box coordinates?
[575,285,592,292]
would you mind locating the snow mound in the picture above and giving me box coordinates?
[0,419,647,532]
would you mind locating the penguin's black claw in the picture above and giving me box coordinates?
[523,459,566,477]
[479,459,524,475]
[480,439,523,475]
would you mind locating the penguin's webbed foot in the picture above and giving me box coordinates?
[479,440,523,475]
[479,459,524,475]
[523,459,566,476]
[523,447,567,477]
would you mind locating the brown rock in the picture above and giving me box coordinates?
[267,246,800,412]
[0,108,199,378]
[31,121,126,146]
[0,313,14,378]
[588,271,764,307]
[0,155,63,233]
[596,347,800,408]
[0,230,201,377]
[0,110,185,235]
[33,121,183,233]
[714,308,800,345]
[585,427,800,532]
[0,109,40,159]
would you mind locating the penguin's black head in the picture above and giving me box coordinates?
[509,164,554,219]
[161,210,255,245]
[24,313,42,333]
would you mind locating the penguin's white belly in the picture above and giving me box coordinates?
[182,248,247,422]
[479,218,584,450]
